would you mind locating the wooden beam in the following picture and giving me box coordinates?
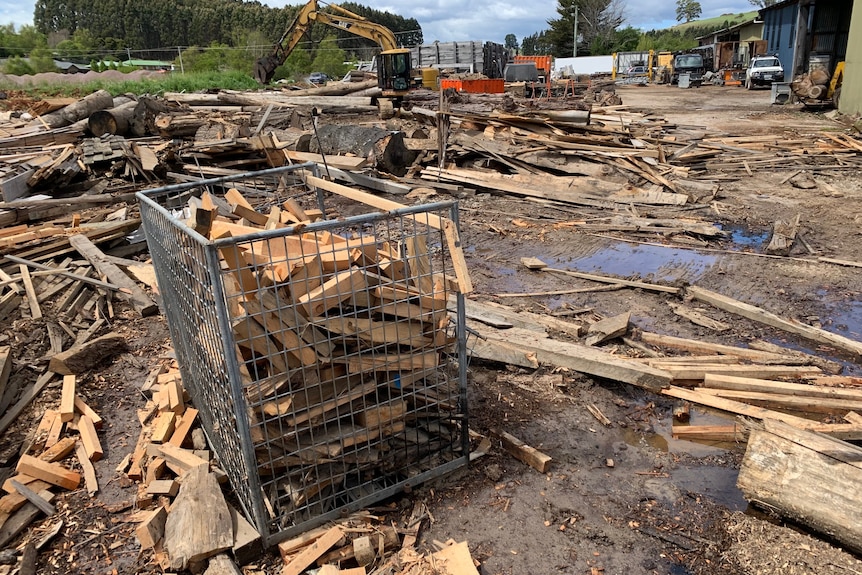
[74,440,99,495]
[18,264,42,319]
[688,285,862,358]
[521,257,679,294]
[9,479,55,516]
[702,373,862,401]
[68,234,159,317]
[490,429,552,473]
[0,371,55,436]
[59,374,75,422]
[78,415,103,461]
[15,454,80,490]
[281,525,344,575]
[305,175,472,294]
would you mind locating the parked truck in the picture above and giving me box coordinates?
[671,52,705,86]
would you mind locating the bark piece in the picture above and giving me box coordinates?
[164,464,232,570]
[48,332,128,376]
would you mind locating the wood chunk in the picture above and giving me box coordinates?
[585,312,631,346]
[227,503,261,564]
[38,437,76,462]
[74,441,99,495]
[490,429,552,473]
[296,269,367,318]
[352,535,375,567]
[431,541,480,575]
[59,374,75,422]
[73,395,102,429]
[9,479,55,516]
[45,409,66,448]
[277,524,335,559]
[78,415,103,461]
[164,465,232,570]
[151,411,177,444]
[48,332,128,375]
[146,479,179,497]
[203,553,244,575]
[738,419,862,555]
[136,505,168,549]
[0,490,55,548]
[146,442,209,474]
[16,455,81,490]
[169,407,198,448]
[282,525,344,575]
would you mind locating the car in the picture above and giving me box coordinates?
[745,56,784,89]
[308,71,328,85]
[625,65,647,76]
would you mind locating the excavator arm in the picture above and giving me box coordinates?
[253,0,399,84]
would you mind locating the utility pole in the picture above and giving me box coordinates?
[572,5,579,58]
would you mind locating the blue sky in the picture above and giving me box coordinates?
[1,0,759,44]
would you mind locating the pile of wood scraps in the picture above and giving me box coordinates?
[153,174,471,533]
[0,372,101,549]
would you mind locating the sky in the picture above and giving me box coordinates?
[0,0,759,44]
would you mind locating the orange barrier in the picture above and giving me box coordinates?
[439,78,505,93]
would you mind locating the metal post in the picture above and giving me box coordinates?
[178,46,185,74]
[572,5,579,58]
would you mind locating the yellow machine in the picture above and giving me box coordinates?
[253,0,412,100]
[829,61,845,108]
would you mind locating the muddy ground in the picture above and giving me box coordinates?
[3,82,862,575]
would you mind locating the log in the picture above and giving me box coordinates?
[203,554,243,575]
[68,234,159,316]
[737,419,862,555]
[164,464,232,570]
[309,125,417,176]
[34,90,114,129]
[154,112,210,138]
[87,100,141,137]
[48,332,128,375]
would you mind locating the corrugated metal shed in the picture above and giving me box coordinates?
[761,0,854,77]
[762,1,800,75]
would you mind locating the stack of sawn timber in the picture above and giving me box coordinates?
[180,180,470,518]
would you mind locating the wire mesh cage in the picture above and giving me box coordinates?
[137,164,470,545]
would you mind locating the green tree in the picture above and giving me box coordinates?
[520,31,554,55]
[676,0,702,22]
[309,35,349,79]
[547,0,625,57]
[504,34,519,52]
[748,0,778,6]
[277,47,313,81]
[2,56,35,75]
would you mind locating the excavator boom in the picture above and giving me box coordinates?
[253,0,401,84]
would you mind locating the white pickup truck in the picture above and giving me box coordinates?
[745,56,785,89]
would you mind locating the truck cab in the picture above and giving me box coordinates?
[671,53,704,86]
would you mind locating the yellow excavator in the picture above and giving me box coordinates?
[253,0,412,102]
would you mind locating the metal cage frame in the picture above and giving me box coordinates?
[137,164,469,545]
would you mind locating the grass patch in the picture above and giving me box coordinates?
[0,70,259,98]
[673,11,759,32]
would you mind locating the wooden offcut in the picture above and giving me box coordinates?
[282,525,344,575]
[164,465,232,570]
[15,455,80,490]
[490,429,552,473]
[738,419,862,555]
[48,332,128,375]
[59,374,75,422]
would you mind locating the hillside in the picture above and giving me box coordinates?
[672,10,759,32]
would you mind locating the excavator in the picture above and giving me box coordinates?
[253,0,412,103]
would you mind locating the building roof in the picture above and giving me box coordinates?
[695,18,763,41]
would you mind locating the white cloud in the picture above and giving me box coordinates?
[2,0,760,46]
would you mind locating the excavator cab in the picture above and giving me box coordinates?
[378,49,412,98]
